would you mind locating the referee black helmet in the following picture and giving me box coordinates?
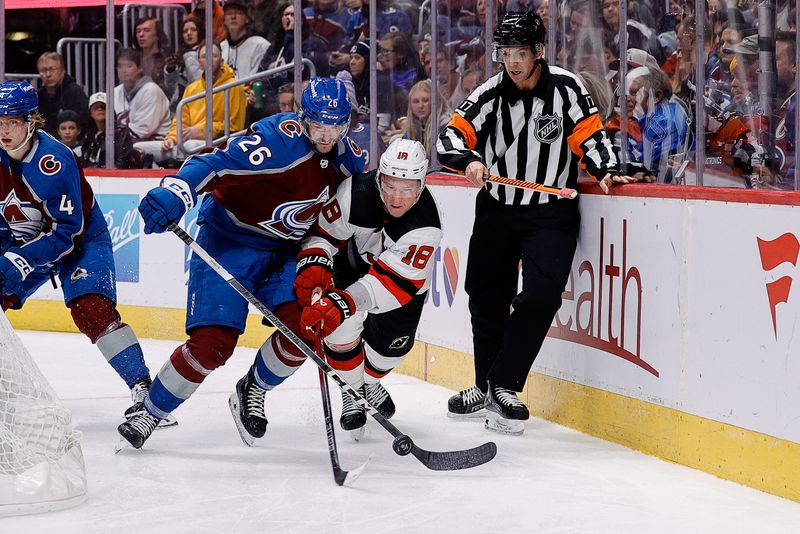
[493,11,546,49]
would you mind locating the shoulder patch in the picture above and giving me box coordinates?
[38,154,62,176]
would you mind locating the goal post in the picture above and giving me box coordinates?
[0,311,87,517]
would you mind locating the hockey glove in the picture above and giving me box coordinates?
[138,177,195,234]
[294,248,334,307]
[300,289,355,340]
[0,249,34,296]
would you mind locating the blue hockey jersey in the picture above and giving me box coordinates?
[0,130,106,269]
[167,112,367,250]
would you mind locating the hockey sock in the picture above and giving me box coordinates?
[253,332,306,390]
[325,342,365,388]
[147,326,239,416]
[70,294,149,388]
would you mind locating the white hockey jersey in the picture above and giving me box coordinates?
[304,171,442,314]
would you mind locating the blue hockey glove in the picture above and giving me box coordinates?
[139,176,195,234]
[0,249,34,296]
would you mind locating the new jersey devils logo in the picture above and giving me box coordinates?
[258,187,330,240]
[0,190,43,241]
[38,154,62,176]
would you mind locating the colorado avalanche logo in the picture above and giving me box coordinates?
[0,190,43,241]
[258,187,330,240]
[38,154,62,176]
[533,114,562,144]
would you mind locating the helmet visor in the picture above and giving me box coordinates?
[493,45,536,64]
[304,119,349,146]
[379,175,421,198]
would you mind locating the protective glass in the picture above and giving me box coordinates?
[305,120,348,145]
[380,177,420,198]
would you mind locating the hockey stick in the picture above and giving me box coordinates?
[169,224,497,471]
[438,167,579,199]
[313,327,369,485]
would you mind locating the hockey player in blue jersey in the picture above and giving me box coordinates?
[118,77,367,449]
[0,80,163,423]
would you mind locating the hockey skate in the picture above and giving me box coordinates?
[484,383,529,436]
[229,366,268,447]
[125,377,178,429]
[340,386,366,441]
[447,385,487,419]
[117,412,161,450]
[365,381,395,419]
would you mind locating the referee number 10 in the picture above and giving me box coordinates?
[401,245,434,269]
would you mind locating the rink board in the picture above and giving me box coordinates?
[6,172,800,502]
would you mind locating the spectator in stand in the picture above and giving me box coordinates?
[133,17,171,96]
[113,48,172,143]
[221,0,271,79]
[164,17,204,112]
[190,0,227,43]
[348,39,398,135]
[389,79,451,159]
[81,92,137,169]
[601,0,664,63]
[449,67,485,109]
[423,43,459,103]
[624,67,692,183]
[304,0,353,53]
[259,1,330,83]
[35,52,89,136]
[252,0,286,44]
[774,32,797,171]
[378,32,426,94]
[276,82,295,113]
[135,42,245,164]
[56,110,83,158]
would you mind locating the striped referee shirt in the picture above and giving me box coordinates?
[437,61,618,205]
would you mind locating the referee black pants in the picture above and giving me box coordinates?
[465,188,580,392]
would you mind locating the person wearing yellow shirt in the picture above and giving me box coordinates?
[135,42,245,163]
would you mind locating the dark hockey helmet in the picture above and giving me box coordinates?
[0,81,38,119]
[493,11,546,49]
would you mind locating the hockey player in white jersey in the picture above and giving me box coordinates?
[232,138,442,440]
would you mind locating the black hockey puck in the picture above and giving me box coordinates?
[392,435,413,455]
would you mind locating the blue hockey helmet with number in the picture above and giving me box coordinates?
[0,81,39,119]
[299,77,351,127]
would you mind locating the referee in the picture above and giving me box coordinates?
[437,10,630,435]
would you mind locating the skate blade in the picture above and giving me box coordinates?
[228,393,255,447]
[114,437,130,454]
[447,408,487,421]
[155,414,179,430]
[484,411,525,436]
[349,425,366,442]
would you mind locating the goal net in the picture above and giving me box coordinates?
[0,312,87,517]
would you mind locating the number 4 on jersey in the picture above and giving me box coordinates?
[59,195,74,215]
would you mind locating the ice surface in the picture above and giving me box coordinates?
[3,330,799,533]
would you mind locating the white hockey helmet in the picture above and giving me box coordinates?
[378,138,429,187]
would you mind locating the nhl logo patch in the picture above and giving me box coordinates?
[533,114,562,144]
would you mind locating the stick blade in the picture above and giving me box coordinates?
[411,441,497,471]
[334,454,372,486]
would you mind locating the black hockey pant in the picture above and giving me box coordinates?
[465,188,580,392]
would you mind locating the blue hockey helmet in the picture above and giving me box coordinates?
[0,81,39,119]
[298,77,351,153]
[299,77,351,127]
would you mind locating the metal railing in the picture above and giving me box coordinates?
[56,38,121,97]
[176,59,316,155]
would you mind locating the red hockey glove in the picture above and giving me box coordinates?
[300,289,355,340]
[294,248,334,307]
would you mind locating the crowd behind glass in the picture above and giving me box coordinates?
[15,0,799,190]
